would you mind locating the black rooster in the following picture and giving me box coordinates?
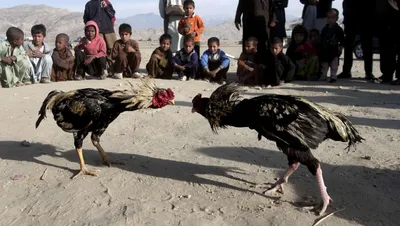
[36,79,175,179]
[192,83,364,215]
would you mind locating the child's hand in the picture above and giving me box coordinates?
[190,32,196,37]
[126,46,136,53]
[270,21,276,27]
[84,56,95,65]
[33,51,44,58]
[183,27,190,34]
[248,67,254,72]
[26,50,33,58]
[1,56,13,65]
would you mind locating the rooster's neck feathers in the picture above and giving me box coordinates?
[206,83,244,132]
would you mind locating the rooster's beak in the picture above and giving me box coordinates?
[191,108,196,113]
[169,100,175,105]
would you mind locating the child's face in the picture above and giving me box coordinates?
[12,38,24,47]
[55,38,67,51]
[32,32,44,46]
[327,12,338,25]
[310,32,319,41]
[119,31,131,43]
[245,41,256,54]
[294,33,305,44]
[85,26,96,41]
[184,4,195,16]
[271,44,282,56]
[208,42,219,54]
[183,41,194,53]
[160,39,171,51]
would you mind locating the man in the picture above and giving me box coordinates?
[84,0,117,61]
[159,0,185,54]
[300,0,333,32]
[234,0,276,55]
[338,0,376,80]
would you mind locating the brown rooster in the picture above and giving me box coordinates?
[192,83,364,215]
[36,79,175,178]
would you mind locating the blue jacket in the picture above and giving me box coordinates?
[172,49,198,69]
[200,49,230,70]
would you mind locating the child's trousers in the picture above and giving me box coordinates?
[321,57,339,80]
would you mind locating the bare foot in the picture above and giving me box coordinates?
[72,167,99,179]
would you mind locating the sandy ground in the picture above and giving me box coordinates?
[0,44,400,226]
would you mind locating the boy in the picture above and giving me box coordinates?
[237,37,259,85]
[111,23,141,79]
[319,8,344,83]
[146,33,174,79]
[24,24,53,83]
[200,37,230,84]
[172,36,198,81]
[178,0,204,58]
[51,33,75,82]
[267,37,295,86]
[0,27,31,88]
[74,21,108,80]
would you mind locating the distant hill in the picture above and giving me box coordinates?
[0,5,304,42]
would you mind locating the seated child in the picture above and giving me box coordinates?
[146,34,174,79]
[265,37,295,86]
[286,25,319,81]
[178,0,204,59]
[172,36,199,81]
[23,24,53,83]
[200,37,230,84]
[74,21,107,80]
[237,37,260,85]
[309,28,320,54]
[319,9,344,83]
[111,23,141,79]
[0,27,31,88]
[51,33,75,82]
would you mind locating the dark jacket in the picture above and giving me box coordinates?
[319,23,344,62]
[84,0,116,34]
[300,0,333,19]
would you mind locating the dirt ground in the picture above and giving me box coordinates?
[0,43,399,226]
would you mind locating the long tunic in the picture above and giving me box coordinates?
[235,0,276,53]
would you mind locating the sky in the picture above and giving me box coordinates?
[3,0,343,19]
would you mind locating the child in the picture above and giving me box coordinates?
[200,37,230,84]
[266,37,295,86]
[172,36,199,81]
[146,34,174,79]
[111,23,141,79]
[237,37,260,85]
[74,21,107,80]
[51,33,75,82]
[319,8,344,83]
[0,27,31,88]
[178,0,204,58]
[286,25,319,81]
[24,24,53,83]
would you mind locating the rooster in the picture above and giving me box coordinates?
[36,79,175,179]
[191,83,364,215]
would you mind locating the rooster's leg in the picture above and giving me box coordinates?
[257,162,300,194]
[314,165,333,215]
[72,132,98,179]
[72,148,99,179]
[91,134,125,167]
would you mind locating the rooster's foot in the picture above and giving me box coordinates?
[72,167,99,179]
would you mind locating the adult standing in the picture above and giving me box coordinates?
[270,0,288,42]
[300,0,333,32]
[338,0,376,80]
[234,0,276,55]
[389,0,400,85]
[159,0,185,54]
[83,0,117,63]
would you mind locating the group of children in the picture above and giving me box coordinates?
[0,1,344,88]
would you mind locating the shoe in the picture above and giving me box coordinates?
[179,75,187,81]
[391,79,400,85]
[188,77,194,81]
[40,78,51,84]
[132,72,143,78]
[329,78,337,83]
[23,80,32,85]
[337,72,351,79]
[113,73,123,79]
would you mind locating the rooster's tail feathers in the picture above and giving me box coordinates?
[35,90,65,128]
